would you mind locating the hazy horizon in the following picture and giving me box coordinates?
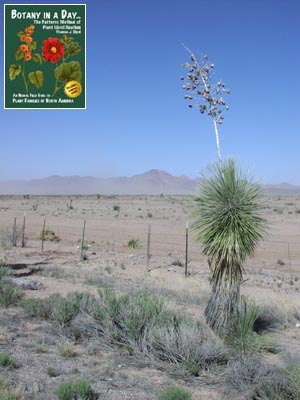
[0,168,299,187]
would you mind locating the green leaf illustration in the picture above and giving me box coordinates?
[54,61,82,82]
[30,41,37,51]
[32,54,43,64]
[9,64,22,80]
[60,35,81,57]
[15,50,24,61]
[17,31,25,37]
[28,70,44,89]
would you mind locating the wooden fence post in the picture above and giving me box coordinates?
[185,221,189,277]
[146,224,151,272]
[21,212,26,248]
[12,217,17,247]
[288,242,293,280]
[80,220,86,261]
[41,217,46,253]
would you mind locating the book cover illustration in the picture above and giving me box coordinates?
[4,4,86,109]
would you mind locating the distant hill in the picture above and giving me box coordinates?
[0,170,299,195]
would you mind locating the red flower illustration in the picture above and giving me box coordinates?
[42,37,64,63]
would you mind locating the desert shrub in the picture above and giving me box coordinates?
[21,292,96,326]
[249,353,300,399]
[113,205,120,212]
[0,227,22,248]
[157,386,192,400]
[23,288,228,374]
[277,259,285,266]
[281,364,300,399]
[228,300,277,353]
[151,321,227,375]
[0,389,20,400]
[50,294,82,326]
[0,282,24,307]
[47,366,60,377]
[0,352,17,369]
[38,228,60,242]
[171,259,184,267]
[59,343,78,358]
[0,266,12,278]
[126,238,143,249]
[225,355,279,392]
[21,297,54,319]
[55,379,96,400]
[92,289,177,349]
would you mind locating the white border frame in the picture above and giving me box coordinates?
[4,3,87,110]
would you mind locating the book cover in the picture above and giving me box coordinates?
[4,4,86,109]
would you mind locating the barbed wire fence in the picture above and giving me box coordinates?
[2,216,300,278]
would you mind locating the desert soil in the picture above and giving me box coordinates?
[0,194,300,399]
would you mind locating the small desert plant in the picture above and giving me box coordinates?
[126,238,143,249]
[66,198,73,210]
[36,343,47,353]
[228,300,277,353]
[55,379,96,400]
[0,388,20,400]
[32,201,39,211]
[171,259,184,267]
[0,266,12,278]
[0,282,24,307]
[21,297,54,319]
[151,320,227,374]
[225,355,279,392]
[47,366,60,377]
[147,212,153,218]
[113,205,120,212]
[38,228,60,242]
[277,259,285,266]
[21,292,95,325]
[59,343,78,358]
[0,352,17,369]
[252,361,300,400]
[157,385,192,400]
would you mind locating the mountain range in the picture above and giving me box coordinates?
[0,169,299,195]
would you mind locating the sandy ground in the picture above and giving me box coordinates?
[0,195,300,399]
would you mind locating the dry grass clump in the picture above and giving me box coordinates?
[226,353,300,399]
[0,282,24,307]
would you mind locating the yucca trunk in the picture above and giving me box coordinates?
[205,259,242,334]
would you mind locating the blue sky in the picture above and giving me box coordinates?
[1,0,300,184]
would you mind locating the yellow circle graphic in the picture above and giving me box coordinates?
[64,80,82,99]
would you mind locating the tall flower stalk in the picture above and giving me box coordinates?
[181,45,230,160]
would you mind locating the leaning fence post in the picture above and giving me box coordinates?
[146,224,151,272]
[41,217,46,253]
[21,212,26,248]
[80,220,86,261]
[185,221,189,277]
[12,217,17,247]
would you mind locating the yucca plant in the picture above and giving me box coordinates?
[192,159,267,334]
